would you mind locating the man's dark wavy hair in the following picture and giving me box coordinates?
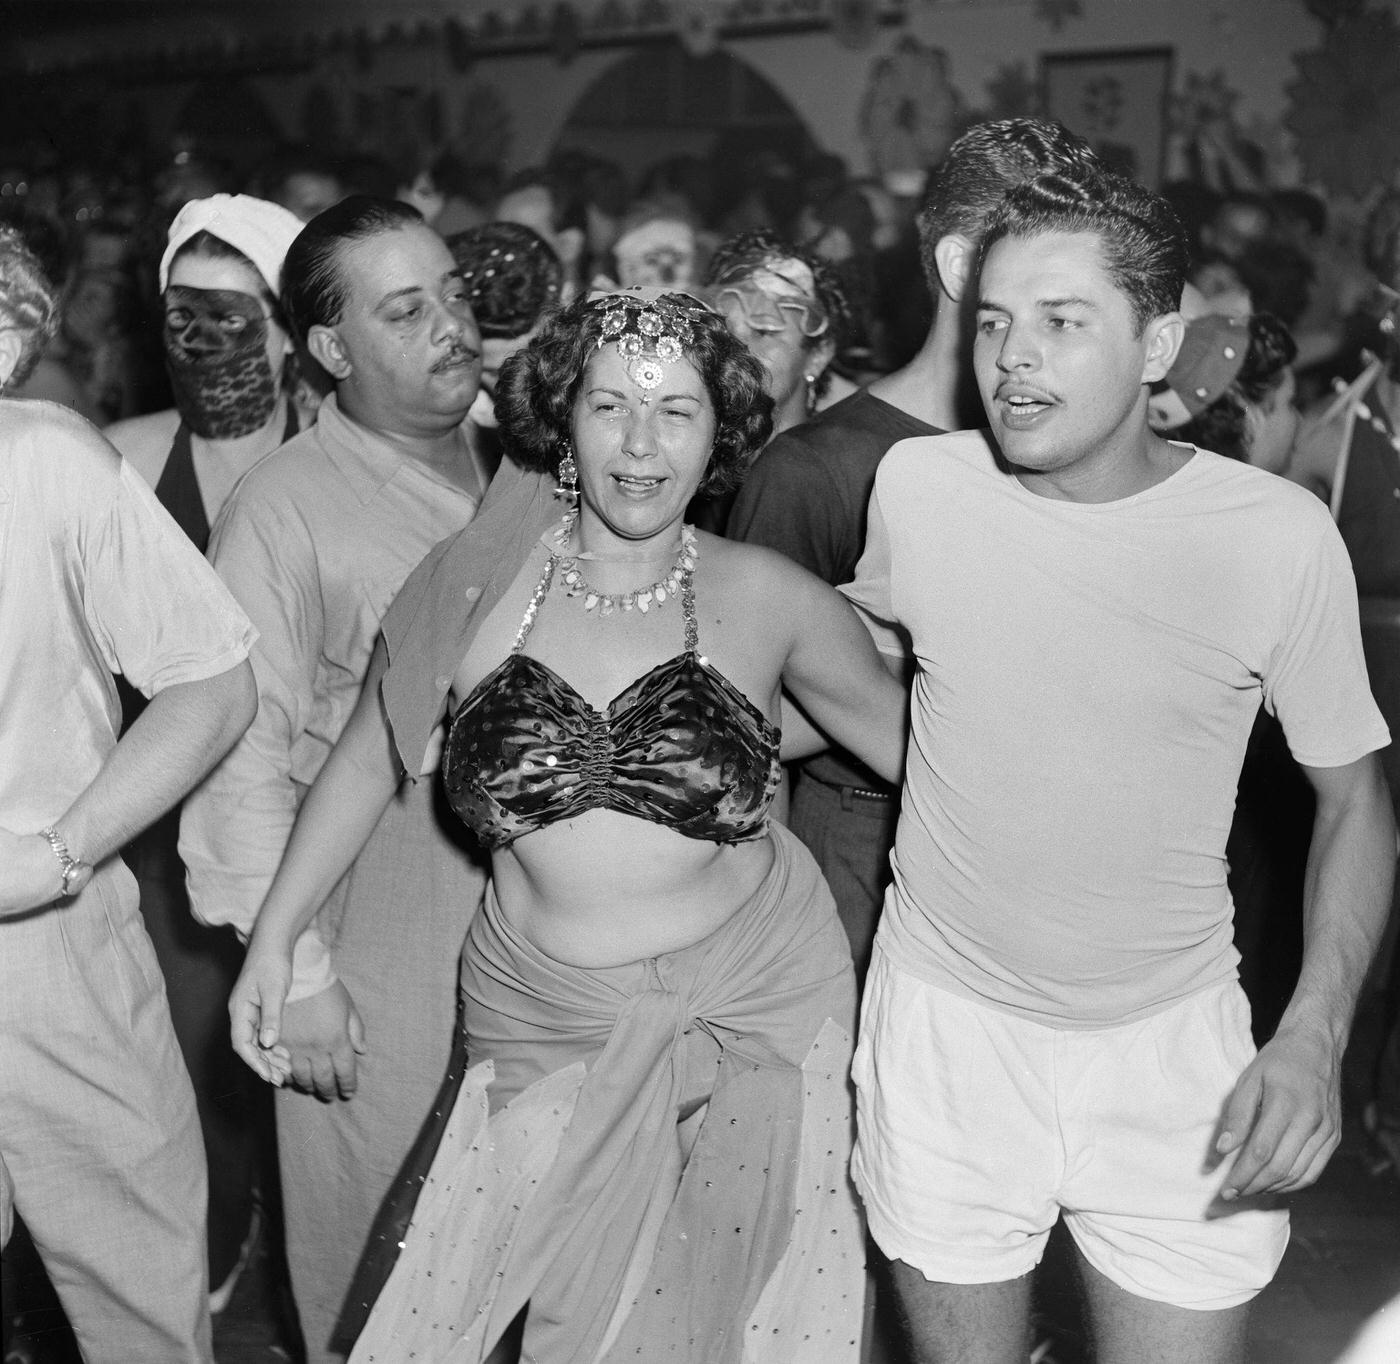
[281,195,422,341]
[495,292,774,497]
[1175,312,1297,462]
[916,117,1099,292]
[981,167,1190,334]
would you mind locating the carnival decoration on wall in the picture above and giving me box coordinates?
[1285,0,1400,199]
[1034,0,1082,32]
[1042,46,1173,185]
[12,1,913,77]
[675,0,723,56]
[859,37,964,184]
[1172,69,1255,186]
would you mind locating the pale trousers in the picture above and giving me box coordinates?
[276,778,486,1364]
[0,864,212,1362]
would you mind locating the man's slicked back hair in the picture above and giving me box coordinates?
[981,167,1190,334]
[916,118,1099,290]
[281,195,422,342]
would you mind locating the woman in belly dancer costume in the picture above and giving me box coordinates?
[229,288,908,1363]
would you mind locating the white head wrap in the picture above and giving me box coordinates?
[159,193,304,295]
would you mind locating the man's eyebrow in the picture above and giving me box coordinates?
[374,271,465,310]
[373,285,425,311]
[1038,294,1098,311]
[975,294,1098,312]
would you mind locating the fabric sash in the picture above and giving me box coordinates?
[379,457,559,778]
[345,822,862,1364]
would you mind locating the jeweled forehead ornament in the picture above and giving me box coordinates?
[593,291,698,392]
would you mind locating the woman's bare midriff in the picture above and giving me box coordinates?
[488,808,777,967]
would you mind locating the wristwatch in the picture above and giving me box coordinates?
[39,826,92,897]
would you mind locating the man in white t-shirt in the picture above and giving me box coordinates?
[842,167,1396,1363]
[0,226,257,1361]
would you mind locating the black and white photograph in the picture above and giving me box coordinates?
[3,2,1400,1362]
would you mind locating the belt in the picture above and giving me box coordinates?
[804,771,895,807]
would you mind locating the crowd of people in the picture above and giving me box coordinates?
[1,110,1399,1364]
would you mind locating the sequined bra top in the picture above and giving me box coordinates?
[443,547,782,850]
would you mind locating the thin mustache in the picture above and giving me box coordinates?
[433,344,481,372]
[994,382,1059,404]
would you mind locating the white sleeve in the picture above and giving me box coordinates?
[838,469,912,659]
[1266,511,1390,768]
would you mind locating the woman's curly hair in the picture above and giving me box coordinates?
[494,291,774,497]
[1175,312,1297,462]
[0,225,59,391]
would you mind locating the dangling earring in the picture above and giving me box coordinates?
[804,374,818,416]
[556,443,579,503]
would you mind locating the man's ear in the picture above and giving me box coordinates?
[1142,311,1184,384]
[307,324,350,380]
[933,232,977,304]
[0,327,23,391]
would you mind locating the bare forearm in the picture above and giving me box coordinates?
[61,661,256,866]
[249,678,404,954]
[1281,758,1397,1046]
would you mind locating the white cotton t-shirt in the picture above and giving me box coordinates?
[842,433,1390,1028]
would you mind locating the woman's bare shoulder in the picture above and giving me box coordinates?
[694,529,825,592]
[693,532,840,662]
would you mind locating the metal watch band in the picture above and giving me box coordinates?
[39,826,87,895]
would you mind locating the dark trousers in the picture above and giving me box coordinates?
[789,772,899,986]
[128,810,270,1290]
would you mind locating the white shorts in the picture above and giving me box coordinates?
[852,946,1290,1310]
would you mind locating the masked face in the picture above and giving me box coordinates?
[711,262,831,422]
[163,284,279,438]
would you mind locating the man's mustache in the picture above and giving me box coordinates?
[432,342,482,373]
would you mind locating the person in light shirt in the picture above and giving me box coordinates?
[0,224,257,1362]
[180,196,492,1364]
[842,166,1394,1364]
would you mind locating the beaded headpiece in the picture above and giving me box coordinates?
[588,288,703,391]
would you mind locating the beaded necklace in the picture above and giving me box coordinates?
[535,511,699,618]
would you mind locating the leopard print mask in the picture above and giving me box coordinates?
[163,285,279,439]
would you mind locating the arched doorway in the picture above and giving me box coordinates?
[552,42,815,224]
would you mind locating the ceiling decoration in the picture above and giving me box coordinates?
[13,0,910,75]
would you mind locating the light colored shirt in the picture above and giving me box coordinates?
[0,398,254,840]
[181,394,487,1000]
[842,433,1390,1028]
